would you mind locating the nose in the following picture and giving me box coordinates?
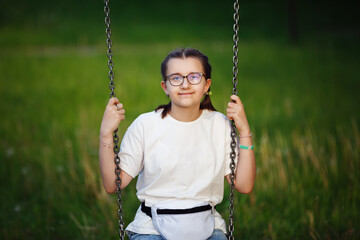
[180,76,190,88]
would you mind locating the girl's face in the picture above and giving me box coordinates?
[161,57,211,111]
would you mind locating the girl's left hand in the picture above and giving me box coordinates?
[226,95,251,135]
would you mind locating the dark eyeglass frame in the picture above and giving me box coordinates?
[166,72,206,86]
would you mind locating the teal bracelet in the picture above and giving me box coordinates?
[239,144,254,150]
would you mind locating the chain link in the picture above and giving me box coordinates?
[104,1,125,239]
[228,0,239,239]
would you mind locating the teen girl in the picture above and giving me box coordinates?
[99,48,256,240]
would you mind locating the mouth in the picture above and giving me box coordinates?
[179,92,194,96]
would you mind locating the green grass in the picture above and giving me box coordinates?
[1,0,360,239]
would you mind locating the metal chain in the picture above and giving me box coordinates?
[104,1,125,239]
[228,0,239,239]
[232,0,239,97]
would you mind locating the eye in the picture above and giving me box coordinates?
[188,73,201,81]
[170,75,182,81]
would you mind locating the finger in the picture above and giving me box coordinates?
[116,103,124,110]
[226,108,238,117]
[117,109,125,114]
[230,95,241,104]
[226,112,234,121]
[228,102,238,108]
[108,97,119,106]
[227,110,238,116]
[227,109,240,118]
[227,106,237,112]
[227,104,243,114]
[119,113,125,118]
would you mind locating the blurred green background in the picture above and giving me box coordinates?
[1,0,359,239]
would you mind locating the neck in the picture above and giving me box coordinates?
[169,104,202,122]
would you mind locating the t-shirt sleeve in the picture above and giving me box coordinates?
[224,118,239,176]
[119,118,144,178]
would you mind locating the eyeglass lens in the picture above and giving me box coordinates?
[168,73,203,86]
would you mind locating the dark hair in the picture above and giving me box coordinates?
[155,48,216,118]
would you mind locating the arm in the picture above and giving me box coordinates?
[99,97,133,193]
[225,95,256,194]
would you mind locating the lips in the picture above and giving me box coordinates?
[179,92,194,95]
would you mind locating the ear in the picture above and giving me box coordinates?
[204,78,211,93]
[161,81,169,95]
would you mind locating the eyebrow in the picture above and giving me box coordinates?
[167,72,182,76]
[167,72,199,76]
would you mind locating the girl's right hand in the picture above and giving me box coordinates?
[100,97,125,138]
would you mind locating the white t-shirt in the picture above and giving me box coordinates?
[119,109,236,235]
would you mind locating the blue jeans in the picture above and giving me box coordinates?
[128,229,227,240]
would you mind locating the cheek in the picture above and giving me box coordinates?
[166,87,178,97]
[201,83,209,93]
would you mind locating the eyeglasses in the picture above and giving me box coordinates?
[166,72,205,86]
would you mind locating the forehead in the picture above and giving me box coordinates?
[166,57,204,75]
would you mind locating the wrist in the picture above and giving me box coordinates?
[99,132,113,142]
[238,128,251,137]
[99,136,114,148]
